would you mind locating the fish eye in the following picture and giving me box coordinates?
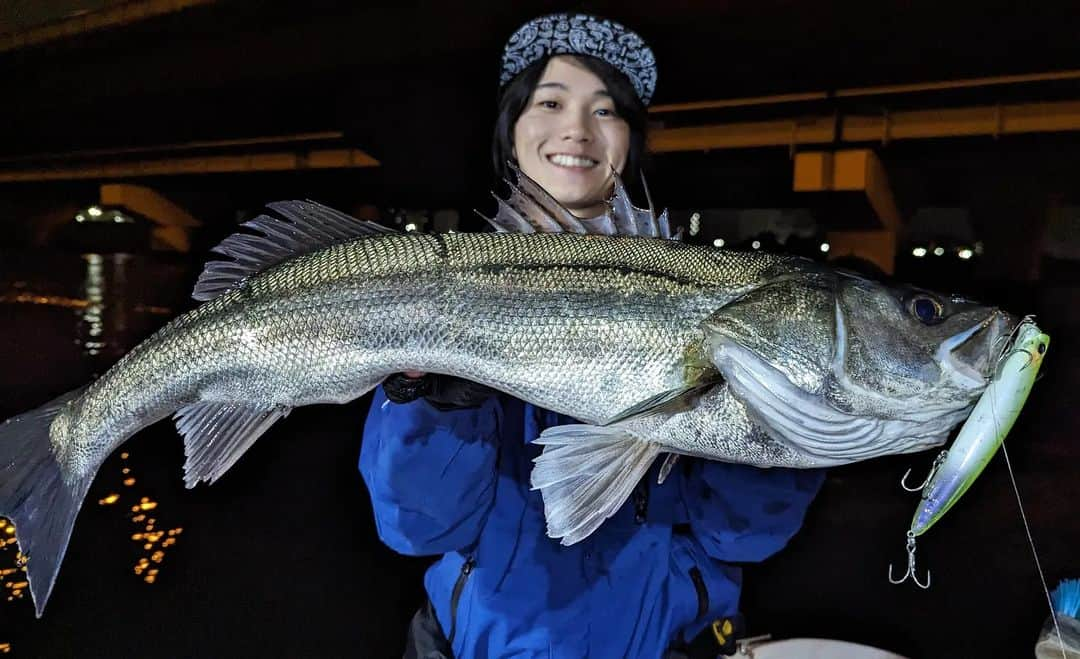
[909,295,945,325]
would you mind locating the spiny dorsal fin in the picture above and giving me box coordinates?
[174,401,291,487]
[483,163,679,240]
[192,200,397,302]
[640,176,677,240]
[509,163,591,233]
[490,195,537,234]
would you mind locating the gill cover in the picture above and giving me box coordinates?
[702,272,965,464]
[704,272,839,397]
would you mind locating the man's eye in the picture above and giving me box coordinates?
[538,100,559,109]
[595,108,616,117]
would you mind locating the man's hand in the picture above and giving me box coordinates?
[383,372,433,404]
[382,372,497,410]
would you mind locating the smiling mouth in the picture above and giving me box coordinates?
[547,154,599,169]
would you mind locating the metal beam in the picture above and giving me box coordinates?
[650,92,829,113]
[100,183,202,252]
[649,117,836,152]
[100,183,200,227]
[825,230,897,275]
[649,99,1080,152]
[0,148,380,182]
[0,0,219,53]
[842,101,1080,142]
[0,131,346,165]
[793,149,902,231]
[650,69,1080,114]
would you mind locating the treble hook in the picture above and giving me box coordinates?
[900,450,948,492]
[888,531,931,589]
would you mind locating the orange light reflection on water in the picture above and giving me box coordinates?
[114,452,183,587]
[0,518,28,604]
[1,449,188,616]
[0,292,171,315]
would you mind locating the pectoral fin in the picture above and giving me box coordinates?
[531,424,661,545]
[604,381,713,425]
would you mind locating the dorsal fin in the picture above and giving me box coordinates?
[192,200,397,302]
[482,163,680,240]
[510,163,591,233]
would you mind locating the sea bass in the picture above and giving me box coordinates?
[0,176,1015,616]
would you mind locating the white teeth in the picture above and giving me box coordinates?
[548,154,598,168]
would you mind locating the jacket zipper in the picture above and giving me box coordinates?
[689,567,709,621]
[446,555,475,646]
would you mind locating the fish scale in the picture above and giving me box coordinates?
[57,231,784,476]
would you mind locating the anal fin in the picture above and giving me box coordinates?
[531,424,661,545]
[174,402,290,487]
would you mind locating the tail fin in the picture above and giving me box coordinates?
[0,387,92,618]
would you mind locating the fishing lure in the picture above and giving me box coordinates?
[891,319,1049,588]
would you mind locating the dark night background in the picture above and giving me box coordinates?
[1,1,1080,657]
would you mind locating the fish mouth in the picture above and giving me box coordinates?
[939,310,1017,388]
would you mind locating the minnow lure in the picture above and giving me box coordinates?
[891,319,1049,588]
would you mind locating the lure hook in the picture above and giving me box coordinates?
[900,450,948,492]
[889,531,931,589]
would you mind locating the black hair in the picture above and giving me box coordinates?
[491,55,649,185]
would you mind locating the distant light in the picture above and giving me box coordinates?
[933,246,945,256]
[404,222,418,232]
[751,240,761,250]
[114,215,125,223]
[958,248,974,260]
[712,238,725,248]
[87,206,102,217]
[75,214,86,222]
[689,212,701,236]
[819,242,830,253]
[974,241,984,255]
[912,247,927,258]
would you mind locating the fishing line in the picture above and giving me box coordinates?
[991,339,1066,659]
[988,322,1064,658]
[1000,443,1065,659]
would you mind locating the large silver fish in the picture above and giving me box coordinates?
[1,173,1014,616]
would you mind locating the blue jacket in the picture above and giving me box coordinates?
[360,387,824,658]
